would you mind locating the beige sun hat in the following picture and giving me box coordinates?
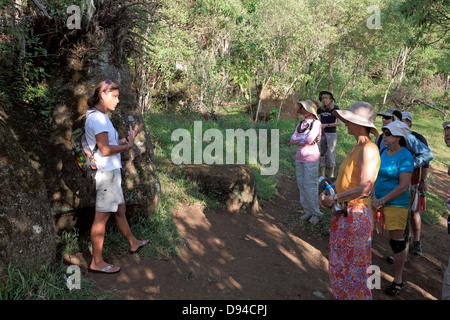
[382,120,410,140]
[296,99,319,119]
[332,101,379,138]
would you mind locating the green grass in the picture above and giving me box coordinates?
[0,260,110,300]
[145,110,298,204]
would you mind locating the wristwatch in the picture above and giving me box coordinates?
[333,194,338,203]
[420,179,427,182]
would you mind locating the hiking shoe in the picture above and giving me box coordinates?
[385,281,404,296]
[309,215,321,224]
[412,241,422,255]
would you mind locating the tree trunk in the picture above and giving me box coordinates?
[383,46,407,105]
[328,42,334,92]
[396,46,408,91]
[254,76,271,123]
[383,77,395,105]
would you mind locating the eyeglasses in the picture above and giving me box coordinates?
[100,80,113,93]
[383,130,392,136]
[382,116,394,120]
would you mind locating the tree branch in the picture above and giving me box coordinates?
[31,0,52,19]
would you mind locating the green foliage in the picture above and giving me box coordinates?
[128,0,448,115]
[0,1,57,123]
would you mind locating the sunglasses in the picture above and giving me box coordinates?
[100,80,113,93]
[382,116,394,120]
[383,130,392,136]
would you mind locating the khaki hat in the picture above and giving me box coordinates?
[296,99,319,119]
[401,112,413,122]
[382,120,410,140]
[378,108,402,121]
[333,101,379,138]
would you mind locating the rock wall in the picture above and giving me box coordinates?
[0,110,56,271]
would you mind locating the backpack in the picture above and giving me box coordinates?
[71,112,98,186]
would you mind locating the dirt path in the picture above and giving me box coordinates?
[77,168,449,300]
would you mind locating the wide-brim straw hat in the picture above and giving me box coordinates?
[296,99,319,119]
[333,101,379,138]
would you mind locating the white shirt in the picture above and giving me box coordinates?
[85,110,122,171]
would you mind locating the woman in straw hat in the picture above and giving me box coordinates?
[319,101,381,300]
[290,99,323,224]
[371,120,413,296]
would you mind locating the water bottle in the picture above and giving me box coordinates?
[419,193,426,213]
[319,177,346,216]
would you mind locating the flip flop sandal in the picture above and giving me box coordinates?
[129,239,149,254]
[89,264,120,274]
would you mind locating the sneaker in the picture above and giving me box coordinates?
[412,241,422,255]
[309,215,321,224]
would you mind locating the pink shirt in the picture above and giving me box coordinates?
[290,116,321,163]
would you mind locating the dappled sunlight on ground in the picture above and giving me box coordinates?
[83,175,446,300]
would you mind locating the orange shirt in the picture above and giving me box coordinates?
[335,141,380,207]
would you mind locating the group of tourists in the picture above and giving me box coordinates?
[290,92,450,300]
[81,79,448,300]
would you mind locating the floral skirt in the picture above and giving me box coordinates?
[329,204,373,300]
